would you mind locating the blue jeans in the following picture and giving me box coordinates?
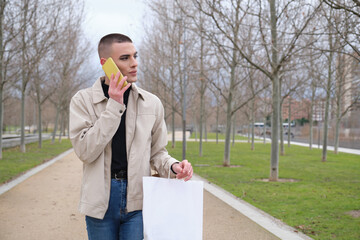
[85,179,143,240]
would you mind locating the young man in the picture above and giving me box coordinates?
[69,33,193,240]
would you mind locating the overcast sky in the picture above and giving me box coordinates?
[83,0,148,73]
[84,0,147,44]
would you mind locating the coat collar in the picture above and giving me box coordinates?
[92,77,145,104]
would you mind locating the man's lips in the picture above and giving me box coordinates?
[129,70,137,76]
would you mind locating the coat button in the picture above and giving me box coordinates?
[120,110,123,113]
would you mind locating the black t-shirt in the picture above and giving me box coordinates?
[101,80,130,173]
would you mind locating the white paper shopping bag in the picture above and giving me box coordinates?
[142,176,203,240]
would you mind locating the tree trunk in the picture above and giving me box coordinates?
[20,0,30,153]
[251,98,255,150]
[280,100,285,156]
[270,73,280,181]
[216,104,219,144]
[37,95,42,148]
[20,87,26,152]
[263,116,266,144]
[199,110,203,156]
[52,105,60,144]
[171,107,175,148]
[322,22,334,162]
[0,87,3,159]
[334,97,341,154]
[194,123,197,140]
[223,101,232,166]
[205,119,207,142]
[199,28,205,156]
[317,122,321,149]
[322,71,331,162]
[223,46,237,166]
[287,98,291,147]
[58,110,63,143]
[182,22,187,161]
[171,48,176,148]
[334,118,340,154]
[334,56,343,154]
[309,80,316,150]
[232,113,236,147]
[0,0,5,159]
[269,0,280,181]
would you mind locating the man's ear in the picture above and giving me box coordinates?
[100,58,107,66]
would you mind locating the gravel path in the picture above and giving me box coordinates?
[0,151,278,240]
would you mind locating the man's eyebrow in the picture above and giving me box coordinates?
[120,52,138,58]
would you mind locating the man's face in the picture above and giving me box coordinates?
[109,42,138,83]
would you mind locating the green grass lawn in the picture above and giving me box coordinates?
[0,139,73,184]
[167,141,360,240]
[189,132,260,141]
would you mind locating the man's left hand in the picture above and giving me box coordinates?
[171,160,193,181]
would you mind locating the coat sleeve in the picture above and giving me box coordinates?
[69,92,125,164]
[150,98,179,178]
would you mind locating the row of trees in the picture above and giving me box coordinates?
[139,0,360,181]
[0,0,93,158]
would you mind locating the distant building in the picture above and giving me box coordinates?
[338,54,360,118]
[312,53,360,124]
[282,97,310,121]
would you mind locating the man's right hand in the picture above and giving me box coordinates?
[108,72,131,105]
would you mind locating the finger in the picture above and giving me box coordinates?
[183,161,192,174]
[122,82,131,92]
[119,76,130,92]
[184,168,193,182]
[180,160,188,173]
[176,171,187,180]
[114,71,122,87]
[109,73,116,88]
[176,165,192,180]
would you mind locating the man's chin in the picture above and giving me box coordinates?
[127,78,137,83]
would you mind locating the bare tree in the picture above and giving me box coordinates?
[0,0,6,158]
[333,53,360,153]
[48,0,91,143]
[185,0,273,166]
[323,0,360,59]
[317,5,344,162]
[245,66,267,150]
[196,12,208,157]
[304,44,322,150]
[141,0,186,149]
[17,0,38,153]
[191,0,321,179]
[279,69,307,155]
[29,0,66,148]
[323,0,360,153]
[0,0,21,158]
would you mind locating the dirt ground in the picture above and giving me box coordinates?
[0,151,278,240]
[0,151,87,240]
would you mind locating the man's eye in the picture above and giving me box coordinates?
[134,54,138,59]
[120,56,128,60]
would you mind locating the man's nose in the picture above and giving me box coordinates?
[130,56,138,67]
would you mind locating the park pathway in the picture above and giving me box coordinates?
[0,150,307,240]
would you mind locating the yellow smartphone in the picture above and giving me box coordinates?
[102,57,128,89]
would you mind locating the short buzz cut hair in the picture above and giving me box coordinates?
[98,33,133,59]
